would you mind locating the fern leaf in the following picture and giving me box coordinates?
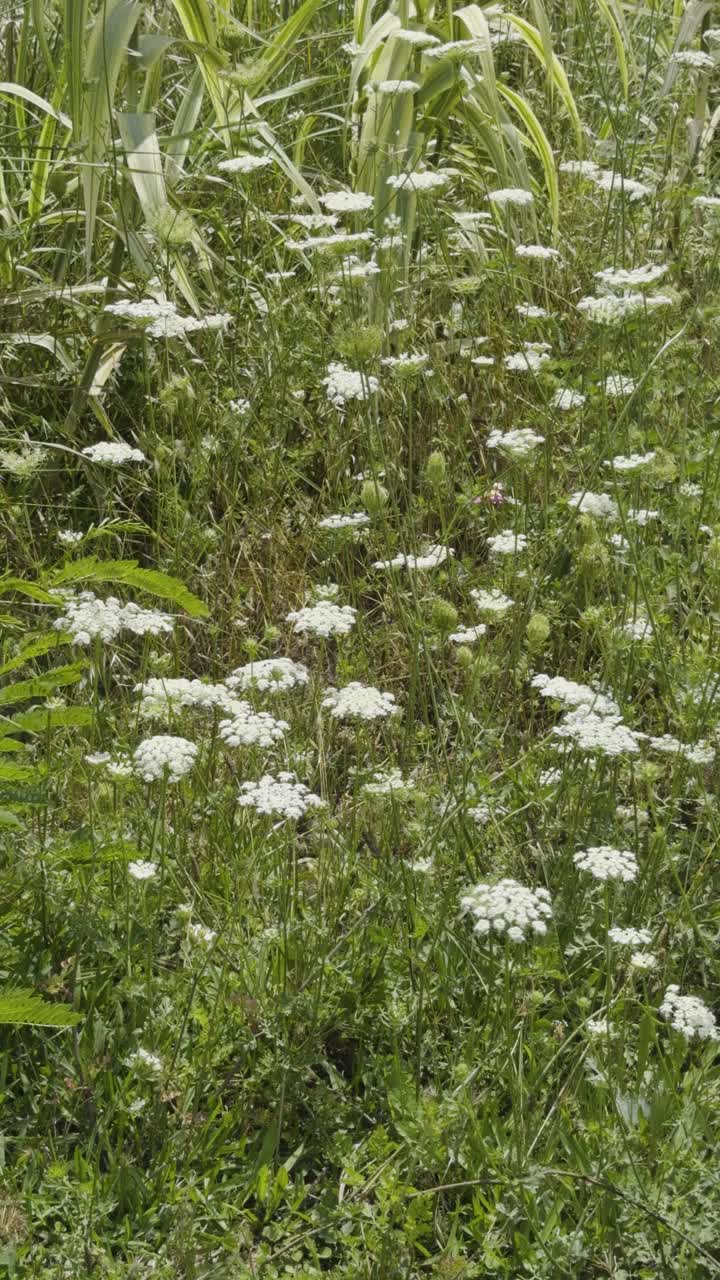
[0,987,81,1027]
[48,558,209,618]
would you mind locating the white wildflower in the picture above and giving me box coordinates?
[320,191,374,213]
[372,544,453,571]
[218,154,272,175]
[318,511,371,530]
[322,682,399,721]
[386,170,451,193]
[371,79,420,94]
[322,362,379,407]
[659,985,718,1041]
[623,618,654,642]
[486,427,544,458]
[595,263,668,290]
[286,600,356,638]
[603,374,637,397]
[630,951,657,971]
[573,845,639,882]
[593,171,651,201]
[487,188,534,208]
[132,735,198,783]
[470,588,514,614]
[226,658,309,694]
[516,243,561,261]
[531,674,619,717]
[569,491,618,520]
[449,623,487,644]
[81,442,146,465]
[670,50,715,70]
[559,160,600,178]
[608,926,652,946]
[554,708,643,756]
[552,388,586,410]
[460,878,552,942]
[126,1049,163,1076]
[504,349,550,372]
[486,531,527,556]
[362,769,414,796]
[218,703,288,748]
[238,771,325,819]
[128,860,158,882]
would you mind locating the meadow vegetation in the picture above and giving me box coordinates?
[1,0,720,1274]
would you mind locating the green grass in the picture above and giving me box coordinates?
[1,0,720,1276]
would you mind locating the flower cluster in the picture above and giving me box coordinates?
[486,428,544,458]
[659,986,718,1041]
[322,362,379,406]
[286,601,357,638]
[226,658,309,693]
[372,544,453,571]
[460,879,552,942]
[237,772,326,819]
[132,735,198,783]
[81,441,146,465]
[573,846,638,882]
[322,682,400,721]
[55,593,174,646]
[218,703,288,748]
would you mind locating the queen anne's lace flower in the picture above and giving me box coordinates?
[608,926,652,946]
[361,769,414,795]
[460,878,552,942]
[487,531,527,556]
[608,452,656,472]
[554,708,643,756]
[504,349,550,372]
[55,593,174,646]
[286,601,357,638]
[128,860,158,882]
[218,154,272,174]
[371,79,420,94]
[226,658,309,694]
[318,511,370,530]
[322,682,400,721]
[552,388,586,410]
[487,187,534,208]
[82,442,146,464]
[471,588,514,614]
[323,362,379,406]
[531,674,619,717]
[595,263,668,290]
[593,171,651,201]
[659,985,718,1041]
[238,772,325,819]
[218,703,288,748]
[487,428,544,458]
[516,243,561,261]
[386,170,450,192]
[449,623,487,644]
[569,491,619,520]
[573,845,638,882]
[603,373,637,397]
[136,678,234,718]
[133,735,198,783]
[372,544,453,571]
[320,191,373,213]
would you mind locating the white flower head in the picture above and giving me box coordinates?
[82,442,146,465]
[487,531,527,556]
[218,703,288,748]
[226,658,309,694]
[470,587,514,614]
[608,926,652,946]
[386,170,450,193]
[238,771,326,819]
[569,491,619,520]
[320,191,374,214]
[322,682,400,721]
[516,243,561,261]
[323,362,379,407]
[449,623,487,644]
[286,601,357,638]
[487,187,534,208]
[372,544,453,571]
[133,735,198,783]
[659,985,718,1041]
[460,878,552,942]
[487,428,544,458]
[218,153,272,174]
[128,859,158,882]
[552,388,586,411]
[554,708,643,756]
[318,511,370,531]
[573,845,638,882]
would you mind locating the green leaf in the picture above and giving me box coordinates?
[0,761,45,783]
[0,705,93,738]
[48,558,209,618]
[497,82,559,237]
[0,987,81,1027]
[0,661,88,709]
[0,578,57,604]
[0,81,71,128]
[0,631,71,677]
